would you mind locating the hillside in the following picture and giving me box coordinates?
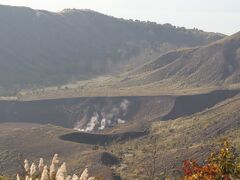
[15,33,240,100]
[0,5,224,95]
[1,4,240,180]
[110,93,240,179]
[1,90,240,179]
[0,123,115,179]
[120,31,240,88]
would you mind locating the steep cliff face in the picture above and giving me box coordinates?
[0,90,238,132]
[162,90,240,120]
[0,96,174,131]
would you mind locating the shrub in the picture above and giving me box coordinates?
[182,140,240,180]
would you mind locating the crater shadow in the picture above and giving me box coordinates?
[162,89,240,120]
[59,131,148,145]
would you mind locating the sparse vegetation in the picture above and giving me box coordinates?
[141,138,159,180]
[109,94,240,179]
[0,5,223,95]
[0,2,239,180]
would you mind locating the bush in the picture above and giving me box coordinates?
[182,140,240,180]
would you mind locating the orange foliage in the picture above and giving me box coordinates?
[182,140,240,180]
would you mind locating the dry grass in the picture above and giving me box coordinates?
[1,89,240,179]
[0,123,99,178]
[18,154,95,180]
[14,73,240,101]
[108,94,240,179]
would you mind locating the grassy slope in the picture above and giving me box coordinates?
[120,32,240,88]
[16,76,240,101]
[15,32,240,101]
[109,94,240,179]
[0,123,113,178]
[1,93,240,178]
[0,5,224,93]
